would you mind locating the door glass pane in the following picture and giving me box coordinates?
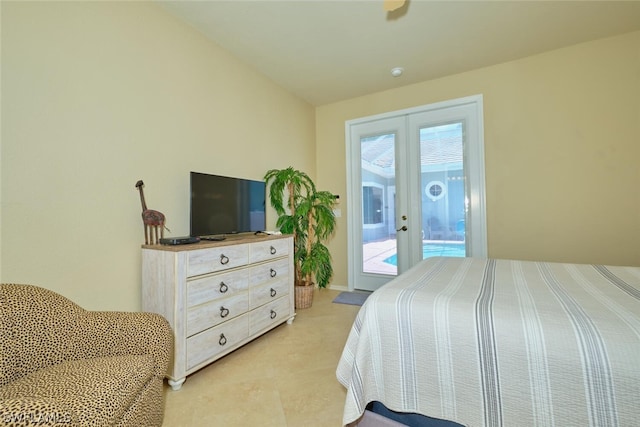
[420,122,466,258]
[361,133,397,276]
[363,186,383,224]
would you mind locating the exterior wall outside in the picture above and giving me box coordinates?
[360,169,466,244]
[421,172,465,241]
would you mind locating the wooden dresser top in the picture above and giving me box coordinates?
[141,233,292,252]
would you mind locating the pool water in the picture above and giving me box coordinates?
[384,243,466,266]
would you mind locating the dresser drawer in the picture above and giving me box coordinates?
[249,296,290,335]
[187,244,249,277]
[187,292,249,337]
[249,238,290,264]
[187,313,249,370]
[187,269,250,308]
[248,257,290,288]
[249,277,290,310]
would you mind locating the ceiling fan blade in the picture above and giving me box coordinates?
[383,0,405,12]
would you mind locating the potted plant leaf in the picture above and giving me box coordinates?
[264,167,337,308]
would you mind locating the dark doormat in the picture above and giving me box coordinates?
[332,291,371,306]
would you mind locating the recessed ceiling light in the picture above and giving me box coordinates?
[391,67,404,77]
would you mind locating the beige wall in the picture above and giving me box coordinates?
[317,30,640,288]
[1,2,316,310]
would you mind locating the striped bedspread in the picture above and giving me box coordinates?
[336,257,640,426]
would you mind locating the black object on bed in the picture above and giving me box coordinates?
[368,402,464,427]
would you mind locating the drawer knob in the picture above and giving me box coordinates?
[219,282,228,293]
[270,309,277,319]
[219,334,227,346]
[270,246,277,255]
[270,288,277,298]
[219,254,230,265]
[220,306,230,318]
[270,268,277,278]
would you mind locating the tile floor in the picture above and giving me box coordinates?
[162,288,361,426]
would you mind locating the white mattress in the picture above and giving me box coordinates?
[336,257,640,426]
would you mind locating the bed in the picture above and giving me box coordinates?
[336,257,640,426]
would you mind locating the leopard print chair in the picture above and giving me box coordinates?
[0,284,173,426]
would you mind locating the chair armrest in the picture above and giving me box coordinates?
[73,311,173,377]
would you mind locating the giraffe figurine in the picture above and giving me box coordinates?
[135,180,169,244]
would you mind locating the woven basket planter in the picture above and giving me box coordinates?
[294,285,314,309]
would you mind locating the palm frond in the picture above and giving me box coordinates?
[264,167,337,289]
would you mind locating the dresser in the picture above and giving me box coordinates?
[142,234,295,390]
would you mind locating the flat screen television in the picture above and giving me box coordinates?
[190,172,266,238]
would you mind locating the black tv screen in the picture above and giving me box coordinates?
[190,172,266,237]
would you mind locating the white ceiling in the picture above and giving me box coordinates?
[158,1,640,106]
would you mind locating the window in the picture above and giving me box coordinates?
[362,185,383,225]
[425,181,446,201]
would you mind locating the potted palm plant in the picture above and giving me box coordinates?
[264,167,337,308]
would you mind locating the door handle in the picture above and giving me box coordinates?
[396,225,407,232]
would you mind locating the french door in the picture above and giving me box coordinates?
[346,95,487,292]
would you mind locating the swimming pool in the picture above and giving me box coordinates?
[383,243,466,266]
